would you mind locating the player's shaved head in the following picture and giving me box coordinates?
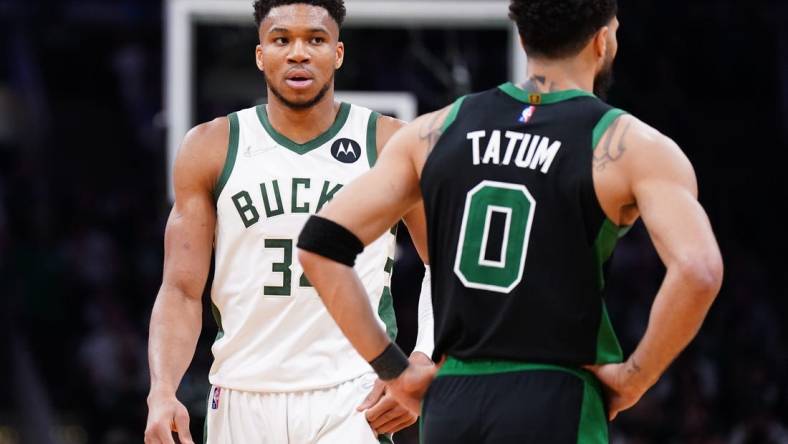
[254,0,346,29]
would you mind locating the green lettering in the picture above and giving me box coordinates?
[292,178,311,213]
[231,191,260,228]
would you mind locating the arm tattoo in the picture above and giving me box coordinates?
[626,357,642,376]
[419,109,449,154]
[593,119,632,171]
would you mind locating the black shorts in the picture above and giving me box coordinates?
[420,358,608,444]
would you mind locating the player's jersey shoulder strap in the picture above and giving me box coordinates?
[364,108,381,167]
[440,95,469,132]
[591,108,629,149]
[328,102,377,168]
[214,111,240,202]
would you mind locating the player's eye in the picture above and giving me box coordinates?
[310,37,324,45]
[274,37,288,45]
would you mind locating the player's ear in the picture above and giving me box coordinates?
[594,26,610,64]
[255,44,265,72]
[335,41,345,70]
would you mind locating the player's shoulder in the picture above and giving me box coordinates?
[601,113,695,186]
[613,114,681,155]
[413,89,493,134]
[174,116,230,189]
[183,116,230,153]
[375,114,407,150]
[376,114,406,132]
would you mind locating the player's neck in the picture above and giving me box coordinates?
[265,93,341,144]
[520,58,594,95]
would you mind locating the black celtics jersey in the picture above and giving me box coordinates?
[421,83,630,366]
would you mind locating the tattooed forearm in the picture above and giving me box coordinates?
[626,357,642,376]
[594,118,632,171]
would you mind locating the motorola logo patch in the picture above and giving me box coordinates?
[330,138,361,164]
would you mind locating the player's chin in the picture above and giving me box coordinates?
[285,97,318,109]
[283,92,324,109]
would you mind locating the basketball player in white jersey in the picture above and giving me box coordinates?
[144,1,435,443]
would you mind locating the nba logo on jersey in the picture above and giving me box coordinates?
[519,106,536,123]
[211,387,222,409]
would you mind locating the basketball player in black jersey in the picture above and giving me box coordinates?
[298,0,723,442]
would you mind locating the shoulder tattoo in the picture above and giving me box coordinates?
[419,108,451,154]
[594,118,632,171]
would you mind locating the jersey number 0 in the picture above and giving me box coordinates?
[453,180,536,293]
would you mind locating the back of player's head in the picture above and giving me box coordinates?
[253,0,346,28]
[509,0,617,59]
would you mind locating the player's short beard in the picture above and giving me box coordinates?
[266,71,334,110]
[594,56,614,100]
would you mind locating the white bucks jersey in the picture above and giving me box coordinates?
[210,103,396,392]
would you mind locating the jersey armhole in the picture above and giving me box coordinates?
[213,112,240,202]
[366,111,381,167]
[590,108,632,236]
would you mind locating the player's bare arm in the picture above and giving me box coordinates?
[145,118,228,444]
[586,115,724,420]
[378,116,434,365]
[377,115,431,264]
[299,107,451,415]
[355,115,434,434]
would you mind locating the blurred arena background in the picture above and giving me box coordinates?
[1,0,788,443]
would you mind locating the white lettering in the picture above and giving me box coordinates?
[467,130,486,165]
[482,130,501,164]
[466,129,562,174]
[502,131,524,165]
[530,138,562,173]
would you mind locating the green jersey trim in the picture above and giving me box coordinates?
[440,96,468,132]
[378,286,397,341]
[498,82,596,105]
[592,219,626,364]
[577,375,609,443]
[437,357,608,442]
[367,111,380,167]
[437,356,596,385]
[214,112,240,202]
[255,102,351,155]
[211,302,224,342]
[593,218,631,289]
[595,300,623,364]
[592,108,627,149]
[590,107,629,365]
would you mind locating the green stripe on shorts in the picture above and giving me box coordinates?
[437,356,608,444]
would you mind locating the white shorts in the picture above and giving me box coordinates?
[205,373,389,444]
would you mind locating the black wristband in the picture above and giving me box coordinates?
[369,343,410,381]
[297,215,364,267]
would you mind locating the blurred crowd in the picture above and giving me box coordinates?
[1,1,787,443]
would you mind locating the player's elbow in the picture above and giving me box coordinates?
[674,252,724,303]
[297,249,322,281]
[298,248,315,270]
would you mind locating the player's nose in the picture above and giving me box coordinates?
[287,39,310,64]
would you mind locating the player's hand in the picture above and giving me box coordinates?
[357,379,418,434]
[145,391,194,444]
[584,361,651,421]
[384,355,441,416]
